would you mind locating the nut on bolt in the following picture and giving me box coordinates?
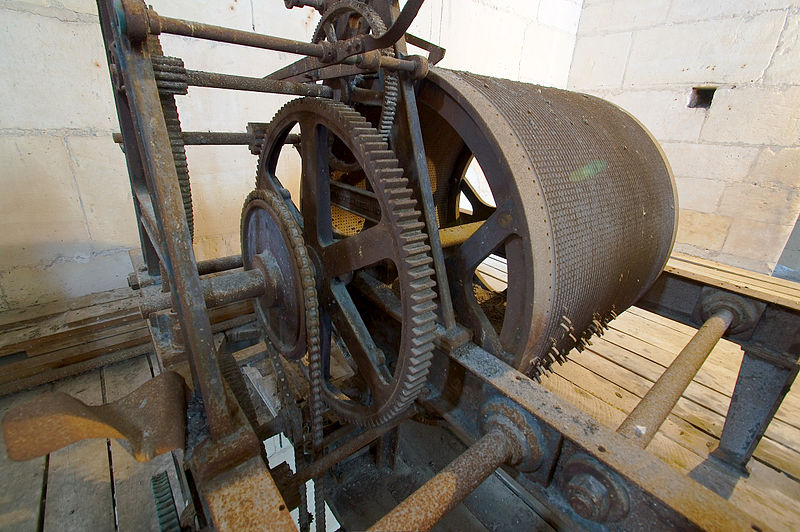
[560,453,629,523]
[564,473,611,521]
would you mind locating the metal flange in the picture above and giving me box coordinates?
[479,396,544,473]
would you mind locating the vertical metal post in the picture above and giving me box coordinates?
[96,0,234,438]
[399,78,457,332]
[617,309,734,447]
[711,347,800,474]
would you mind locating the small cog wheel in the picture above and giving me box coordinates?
[313,0,400,141]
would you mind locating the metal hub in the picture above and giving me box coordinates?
[313,0,400,141]
[241,188,312,360]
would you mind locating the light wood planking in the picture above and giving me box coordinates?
[540,370,800,530]
[665,254,800,311]
[103,356,182,532]
[43,371,115,531]
[0,385,49,531]
[0,287,135,332]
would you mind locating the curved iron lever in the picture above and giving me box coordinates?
[2,371,187,463]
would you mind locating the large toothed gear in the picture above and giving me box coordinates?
[254,97,437,427]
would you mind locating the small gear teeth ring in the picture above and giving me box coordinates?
[313,0,400,142]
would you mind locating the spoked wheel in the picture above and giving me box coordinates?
[252,97,437,427]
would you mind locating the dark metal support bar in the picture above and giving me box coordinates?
[368,428,513,531]
[711,347,800,474]
[400,78,456,332]
[186,70,332,98]
[181,132,251,145]
[449,342,763,530]
[617,308,734,447]
[156,15,328,57]
[105,15,235,436]
[291,416,407,490]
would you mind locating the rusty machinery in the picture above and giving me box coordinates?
[3,0,799,530]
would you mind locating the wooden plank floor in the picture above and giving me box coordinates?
[0,307,798,530]
[541,306,800,530]
[0,354,185,531]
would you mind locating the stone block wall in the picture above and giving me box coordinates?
[0,0,584,310]
[568,0,800,273]
[0,0,318,309]
[408,0,584,86]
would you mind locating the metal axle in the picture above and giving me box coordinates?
[368,428,516,531]
[617,308,734,446]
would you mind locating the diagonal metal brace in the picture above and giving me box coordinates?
[2,371,187,463]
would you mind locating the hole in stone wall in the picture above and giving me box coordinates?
[688,87,716,109]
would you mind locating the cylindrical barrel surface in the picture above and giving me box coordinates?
[414,68,677,376]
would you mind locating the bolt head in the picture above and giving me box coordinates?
[565,473,611,521]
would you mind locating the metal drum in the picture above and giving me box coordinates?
[417,68,677,377]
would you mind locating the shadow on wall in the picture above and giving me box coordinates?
[0,242,135,312]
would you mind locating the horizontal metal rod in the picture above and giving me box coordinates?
[186,70,332,98]
[291,415,407,490]
[196,254,243,275]
[368,428,513,532]
[617,308,734,447]
[114,132,300,146]
[140,268,265,318]
[181,132,251,145]
[157,15,327,57]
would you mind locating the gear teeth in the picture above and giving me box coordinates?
[406,253,434,268]
[408,265,435,280]
[412,311,437,327]
[366,149,398,163]
[394,208,421,222]
[256,96,436,430]
[398,220,425,232]
[411,293,438,311]
[400,232,428,246]
[403,242,432,256]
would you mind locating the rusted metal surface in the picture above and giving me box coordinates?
[617,308,734,447]
[99,1,235,439]
[256,98,437,427]
[66,1,796,529]
[447,342,764,530]
[267,0,425,80]
[139,268,266,318]
[368,428,513,531]
[415,69,677,380]
[640,275,799,471]
[3,371,186,462]
[185,69,333,98]
[196,254,243,275]
[201,455,298,532]
[291,414,409,490]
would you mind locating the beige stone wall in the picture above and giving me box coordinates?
[408,0,584,86]
[568,0,800,273]
[0,0,584,310]
[0,0,318,310]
